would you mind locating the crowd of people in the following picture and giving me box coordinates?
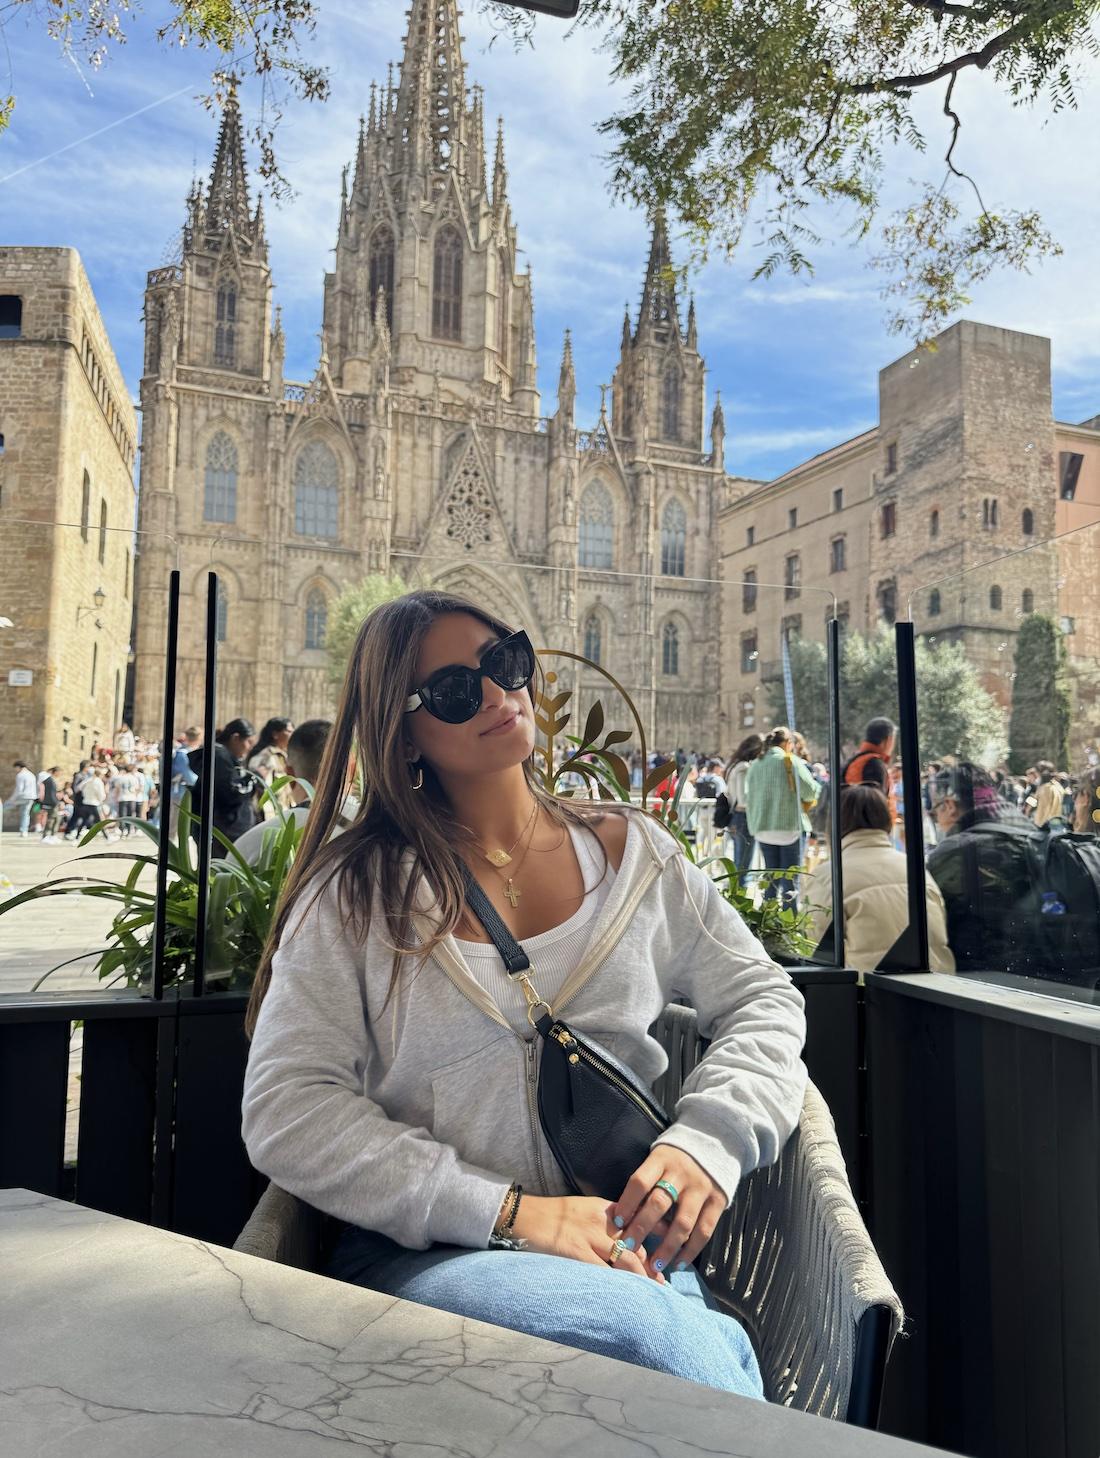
[6,707,1100,986]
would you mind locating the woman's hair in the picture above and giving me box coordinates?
[763,726,792,750]
[791,731,809,761]
[839,784,893,837]
[1033,781,1065,827]
[245,589,615,1040]
[724,734,763,776]
[249,717,292,761]
[1073,768,1100,833]
[217,718,255,746]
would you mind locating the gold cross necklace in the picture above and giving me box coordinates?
[479,803,539,909]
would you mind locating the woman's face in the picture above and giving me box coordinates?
[275,725,293,750]
[404,611,536,781]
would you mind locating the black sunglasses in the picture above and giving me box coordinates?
[405,630,536,724]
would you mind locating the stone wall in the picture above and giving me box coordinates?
[0,248,136,781]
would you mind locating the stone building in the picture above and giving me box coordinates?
[0,248,137,776]
[718,320,1100,747]
[132,0,727,751]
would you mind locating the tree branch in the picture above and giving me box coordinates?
[850,7,1060,94]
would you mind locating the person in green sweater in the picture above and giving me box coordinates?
[745,727,820,907]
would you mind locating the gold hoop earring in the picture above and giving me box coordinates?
[409,762,424,791]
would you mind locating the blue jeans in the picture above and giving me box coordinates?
[6,798,32,834]
[324,1224,764,1399]
[725,809,755,875]
[759,839,802,906]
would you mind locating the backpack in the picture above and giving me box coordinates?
[1032,832,1100,984]
[712,791,732,830]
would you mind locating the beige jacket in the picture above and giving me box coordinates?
[804,829,955,976]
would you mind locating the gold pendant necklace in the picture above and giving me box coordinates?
[481,800,537,869]
[493,807,540,909]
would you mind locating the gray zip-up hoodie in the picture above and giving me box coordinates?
[241,812,807,1251]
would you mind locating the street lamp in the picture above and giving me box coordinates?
[76,587,107,625]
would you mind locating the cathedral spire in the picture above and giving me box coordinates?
[394,0,469,182]
[492,117,508,213]
[557,328,576,421]
[686,294,698,350]
[711,391,726,463]
[205,80,253,245]
[636,209,680,343]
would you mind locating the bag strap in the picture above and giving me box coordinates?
[461,866,531,975]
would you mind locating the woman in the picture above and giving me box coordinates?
[722,734,763,874]
[804,785,955,977]
[248,717,295,817]
[744,726,819,905]
[1074,769,1100,833]
[242,591,807,1397]
[191,718,259,856]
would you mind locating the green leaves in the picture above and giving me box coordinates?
[0,785,305,994]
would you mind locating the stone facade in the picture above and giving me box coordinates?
[0,248,137,775]
[719,320,1100,747]
[132,0,727,751]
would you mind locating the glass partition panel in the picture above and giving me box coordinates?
[0,517,169,996]
[908,520,1100,993]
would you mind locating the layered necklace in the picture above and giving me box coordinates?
[472,801,539,909]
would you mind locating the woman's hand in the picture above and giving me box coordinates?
[611,1148,725,1278]
[511,1195,666,1282]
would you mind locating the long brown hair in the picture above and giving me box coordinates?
[244,589,612,1040]
[724,733,764,777]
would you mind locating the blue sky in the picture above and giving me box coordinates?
[3,1,1099,480]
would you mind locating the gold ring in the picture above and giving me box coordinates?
[608,1238,626,1265]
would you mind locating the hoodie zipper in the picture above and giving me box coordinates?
[551,1025,664,1129]
[525,1038,550,1193]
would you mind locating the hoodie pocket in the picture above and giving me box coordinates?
[429,1032,517,1173]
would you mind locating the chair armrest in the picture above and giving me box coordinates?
[233,1181,322,1272]
[700,1080,904,1420]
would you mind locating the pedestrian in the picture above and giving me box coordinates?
[803,785,954,977]
[722,735,764,875]
[745,727,820,906]
[241,589,806,1398]
[843,718,897,816]
[169,728,202,840]
[39,767,62,843]
[1033,780,1067,831]
[4,762,38,837]
[78,767,109,834]
[233,720,358,864]
[190,718,259,856]
[248,717,295,817]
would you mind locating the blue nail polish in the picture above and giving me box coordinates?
[675,1261,689,1271]
[623,1237,636,1251]
[612,1215,624,1229]
[653,1259,665,1272]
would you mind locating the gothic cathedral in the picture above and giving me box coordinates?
[132,0,729,750]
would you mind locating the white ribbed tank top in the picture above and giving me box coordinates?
[453,820,616,1034]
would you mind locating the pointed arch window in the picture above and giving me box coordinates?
[368,226,395,333]
[578,482,614,570]
[662,621,680,676]
[215,282,237,366]
[203,431,238,523]
[98,499,108,565]
[661,367,681,442]
[583,613,602,666]
[305,588,328,650]
[432,226,463,341]
[660,498,687,577]
[80,470,91,542]
[294,441,340,539]
[215,581,228,644]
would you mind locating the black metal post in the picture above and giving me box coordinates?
[826,615,845,968]
[879,621,930,973]
[192,572,218,999]
[152,571,180,1003]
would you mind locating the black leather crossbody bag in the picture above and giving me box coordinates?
[462,870,670,1200]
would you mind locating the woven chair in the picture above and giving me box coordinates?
[235,1002,903,1426]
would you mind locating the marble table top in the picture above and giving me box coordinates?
[0,1188,951,1457]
